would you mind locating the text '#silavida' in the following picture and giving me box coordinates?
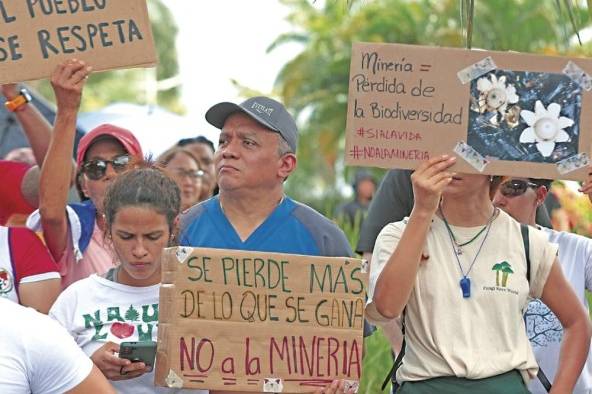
[0,0,145,61]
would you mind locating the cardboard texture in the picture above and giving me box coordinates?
[0,1,156,83]
[345,42,592,180]
[155,247,368,393]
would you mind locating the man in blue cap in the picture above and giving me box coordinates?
[179,96,351,257]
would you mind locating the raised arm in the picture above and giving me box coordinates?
[372,156,455,319]
[2,84,53,166]
[39,60,91,261]
[541,259,592,394]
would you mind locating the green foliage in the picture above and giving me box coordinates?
[274,0,591,202]
[360,328,393,393]
[31,0,181,113]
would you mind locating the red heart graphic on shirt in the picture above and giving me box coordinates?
[111,322,134,339]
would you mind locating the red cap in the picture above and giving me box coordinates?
[76,124,143,166]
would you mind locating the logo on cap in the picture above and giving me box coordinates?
[251,102,274,117]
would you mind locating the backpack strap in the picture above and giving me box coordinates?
[521,223,531,284]
[520,223,552,393]
[381,308,406,391]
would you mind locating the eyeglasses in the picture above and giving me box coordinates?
[81,154,131,180]
[499,179,540,197]
[173,168,204,180]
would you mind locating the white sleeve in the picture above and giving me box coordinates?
[48,285,77,338]
[584,242,592,292]
[365,221,406,324]
[26,313,93,394]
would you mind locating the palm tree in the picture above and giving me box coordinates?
[500,262,515,287]
[491,262,503,286]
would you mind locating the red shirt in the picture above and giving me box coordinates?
[0,161,35,225]
[0,226,60,303]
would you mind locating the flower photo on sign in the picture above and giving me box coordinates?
[476,74,519,120]
[519,101,574,157]
[467,70,581,163]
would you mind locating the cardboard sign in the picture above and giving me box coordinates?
[0,0,156,83]
[155,247,368,393]
[345,42,592,180]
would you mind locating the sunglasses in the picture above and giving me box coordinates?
[499,179,540,197]
[81,154,131,180]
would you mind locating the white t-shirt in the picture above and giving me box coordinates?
[527,227,592,394]
[50,274,207,394]
[0,297,93,393]
[366,210,557,383]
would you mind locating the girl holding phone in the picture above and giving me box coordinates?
[50,166,208,393]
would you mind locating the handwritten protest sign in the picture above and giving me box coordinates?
[155,247,367,393]
[345,42,592,180]
[0,0,156,83]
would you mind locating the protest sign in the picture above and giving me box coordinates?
[345,42,592,180]
[0,0,156,83]
[155,247,367,393]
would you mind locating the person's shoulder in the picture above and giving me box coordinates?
[290,199,352,256]
[291,199,342,231]
[545,227,592,252]
[179,198,215,232]
[1,298,51,330]
[384,168,413,184]
[58,275,99,298]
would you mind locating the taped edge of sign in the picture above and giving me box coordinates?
[556,152,590,175]
[165,369,184,388]
[344,380,360,393]
[563,61,592,91]
[175,247,193,264]
[453,141,489,172]
[361,259,369,274]
[457,56,497,85]
[262,378,284,392]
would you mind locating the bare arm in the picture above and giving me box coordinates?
[373,156,455,319]
[2,84,53,166]
[19,279,61,314]
[541,260,592,394]
[39,60,90,261]
[66,365,115,394]
[2,84,54,207]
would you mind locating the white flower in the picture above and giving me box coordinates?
[477,74,519,114]
[519,101,573,157]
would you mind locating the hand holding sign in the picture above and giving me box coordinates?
[50,59,91,113]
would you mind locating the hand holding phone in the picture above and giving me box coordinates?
[119,341,157,372]
[91,341,149,381]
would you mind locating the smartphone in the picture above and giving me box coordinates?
[119,341,157,370]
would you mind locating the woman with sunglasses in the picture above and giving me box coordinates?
[493,177,592,394]
[367,156,591,394]
[28,60,143,288]
[157,147,205,210]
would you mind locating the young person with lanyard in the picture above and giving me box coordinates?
[27,60,143,288]
[50,167,207,394]
[366,156,592,394]
[494,177,592,393]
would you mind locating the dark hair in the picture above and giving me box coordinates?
[103,166,181,233]
[177,136,215,154]
[529,178,552,190]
